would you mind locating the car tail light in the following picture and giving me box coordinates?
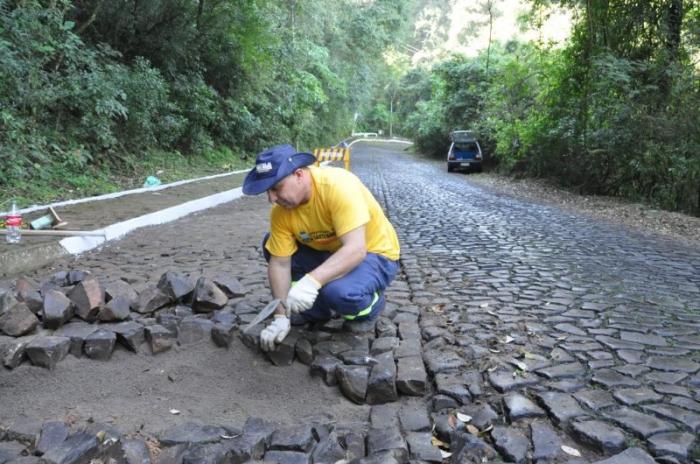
[448,153,455,160]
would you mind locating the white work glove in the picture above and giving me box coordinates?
[260,315,291,352]
[286,274,321,315]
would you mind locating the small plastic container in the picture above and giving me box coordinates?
[5,202,22,244]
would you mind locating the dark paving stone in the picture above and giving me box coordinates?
[191,277,228,312]
[42,290,73,330]
[69,278,104,320]
[434,373,471,405]
[211,322,236,348]
[604,407,675,438]
[106,321,146,352]
[431,394,458,412]
[488,369,539,392]
[0,303,38,337]
[612,387,662,405]
[312,340,352,358]
[404,432,442,463]
[366,351,398,404]
[295,338,313,365]
[535,362,586,379]
[267,330,299,367]
[570,419,626,453]
[145,324,174,354]
[394,338,421,358]
[159,422,226,446]
[395,355,427,396]
[592,447,657,463]
[157,272,195,301]
[121,438,151,464]
[35,421,70,456]
[0,335,30,368]
[619,330,668,346]
[534,391,587,424]
[370,337,399,356]
[422,348,465,374]
[653,383,692,397]
[310,431,345,464]
[182,443,225,464]
[177,317,214,344]
[370,403,399,428]
[458,402,499,430]
[310,355,342,386]
[398,400,431,432]
[503,393,545,421]
[647,431,697,460]
[262,450,310,464]
[365,425,405,456]
[449,431,498,463]
[269,425,315,452]
[83,329,116,360]
[595,335,644,351]
[646,356,700,373]
[573,389,617,411]
[336,364,369,404]
[591,369,640,388]
[640,403,700,432]
[530,420,565,462]
[616,349,644,363]
[669,396,700,413]
[490,426,529,464]
[25,336,71,369]
[40,432,99,464]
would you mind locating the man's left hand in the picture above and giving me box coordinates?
[286,274,321,314]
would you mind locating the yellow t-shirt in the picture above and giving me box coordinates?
[266,167,400,261]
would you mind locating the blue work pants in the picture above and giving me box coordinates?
[263,234,399,321]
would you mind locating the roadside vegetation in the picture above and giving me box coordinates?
[2,0,698,216]
[0,0,413,210]
[382,0,700,216]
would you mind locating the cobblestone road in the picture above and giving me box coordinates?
[355,143,700,463]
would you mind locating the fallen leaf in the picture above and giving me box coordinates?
[439,450,452,458]
[466,424,480,435]
[169,409,180,415]
[220,434,240,439]
[456,412,472,423]
[489,349,501,353]
[503,336,514,344]
[561,445,581,457]
[431,436,448,448]
[479,303,489,308]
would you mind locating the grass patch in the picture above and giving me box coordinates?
[1,146,251,212]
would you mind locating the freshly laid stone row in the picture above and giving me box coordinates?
[0,400,447,464]
[240,284,428,405]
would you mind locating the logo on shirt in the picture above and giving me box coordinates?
[299,231,335,243]
[256,162,273,174]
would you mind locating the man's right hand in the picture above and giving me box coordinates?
[260,315,291,351]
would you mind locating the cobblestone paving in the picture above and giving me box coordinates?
[0,142,698,463]
[354,144,700,463]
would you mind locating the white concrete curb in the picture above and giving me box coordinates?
[6,169,249,216]
[60,187,244,255]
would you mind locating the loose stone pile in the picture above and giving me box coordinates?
[0,269,247,369]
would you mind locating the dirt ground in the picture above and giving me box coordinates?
[0,335,368,435]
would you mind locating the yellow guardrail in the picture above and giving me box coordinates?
[313,147,350,171]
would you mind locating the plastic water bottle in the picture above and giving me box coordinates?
[5,202,22,244]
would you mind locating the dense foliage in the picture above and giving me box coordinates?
[0,0,413,208]
[390,0,700,215]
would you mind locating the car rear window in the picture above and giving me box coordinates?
[454,142,478,152]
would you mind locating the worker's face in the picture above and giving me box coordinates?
[267,170,305,209]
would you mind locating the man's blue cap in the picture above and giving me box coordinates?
[242,144,316,195]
